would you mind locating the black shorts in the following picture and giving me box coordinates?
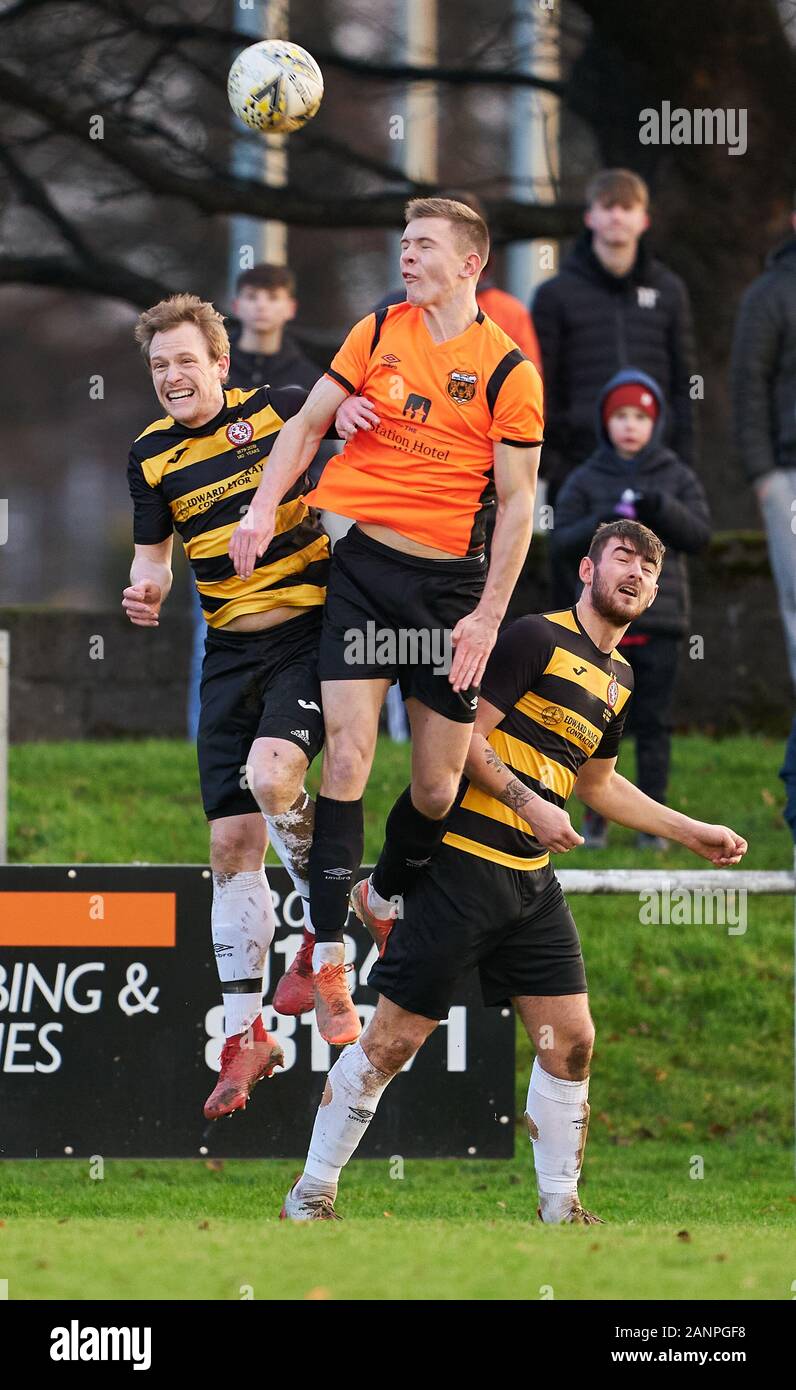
[318,525,487,723]
[197,609,324,821]
[368,844,587,1020]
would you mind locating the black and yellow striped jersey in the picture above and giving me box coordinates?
[127,385,331,628]
[443,607,634,871]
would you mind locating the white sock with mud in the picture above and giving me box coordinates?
[211,869,276,1037]
[298,1042,394,1197]
[526,1057,590,1222]
[264,791,315,932]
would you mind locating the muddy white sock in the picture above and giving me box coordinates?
[526,1057,590,1209]
[264,790,314,896]
[312,939,345,972]
[264,793,316,935]
[212,869,276,1037]
[300,1041,394,1190]
[367,876,398,920]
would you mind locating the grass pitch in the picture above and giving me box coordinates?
[2,1146,794,1300]
[3,732,794,1299]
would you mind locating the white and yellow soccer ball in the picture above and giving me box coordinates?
[227,39,324,134]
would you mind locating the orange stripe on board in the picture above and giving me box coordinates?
[0,893,176,947]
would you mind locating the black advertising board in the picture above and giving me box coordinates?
[0,866,515,1159]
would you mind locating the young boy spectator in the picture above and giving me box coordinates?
[551,369,710,849]
[228,263,322,395]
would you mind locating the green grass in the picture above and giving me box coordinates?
[1,1147,794,1300]
[7,736,413,864]
[3,732,794,1299]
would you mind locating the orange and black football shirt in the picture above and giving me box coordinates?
[128,385,330,629]
[305,301,544,555]
[443,608,633,870]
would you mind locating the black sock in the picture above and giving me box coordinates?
[309,795,364,942]
[371,785,448,904]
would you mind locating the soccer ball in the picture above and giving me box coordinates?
[227,40,324,134]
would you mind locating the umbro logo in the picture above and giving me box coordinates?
[469,696,478,710]
[325,867,351,879]
[381,353,401,367]
[298,699,320,712]
[348,1107,373,1125]
[213,943,233,956]
[290,728,310,744]
[573,665,587,675]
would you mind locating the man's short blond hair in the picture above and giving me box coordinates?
[404,196,489,266]
[134,293,230,366]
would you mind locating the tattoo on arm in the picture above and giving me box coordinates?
[484,747,533,813]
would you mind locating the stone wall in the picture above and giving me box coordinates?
[0,533,792,742]
[0,608,194,742]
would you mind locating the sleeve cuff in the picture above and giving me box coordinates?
[326,369,356,396]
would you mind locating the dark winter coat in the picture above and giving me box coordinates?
[227,331,322,394]
[532,231,697,494]
[551,369,711,638]
[730,235,796,483]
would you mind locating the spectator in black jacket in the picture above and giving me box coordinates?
[228,263,322,395]
[552,369,711,850]
[731,212,796,841]
[533,169,697,504]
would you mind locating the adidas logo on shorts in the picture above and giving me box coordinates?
[290,728,310,744]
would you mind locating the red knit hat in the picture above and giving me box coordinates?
[602,382,659,426]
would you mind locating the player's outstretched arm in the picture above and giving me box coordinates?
[575,758,748,866]
[122,539,173,628]
[229,376,348,579]
[449,442,540,693]
[464,699,584,853]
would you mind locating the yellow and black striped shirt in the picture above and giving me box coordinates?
[127,385,330,628]
[443,607,634,870]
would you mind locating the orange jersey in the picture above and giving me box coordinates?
[477,286,543,375]
[305,301,544,555]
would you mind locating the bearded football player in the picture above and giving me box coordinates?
[279,521,747,1224]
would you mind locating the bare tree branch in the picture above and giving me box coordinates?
[0,252,169,305]
[61,0,567,95]
[0,64,581,238]
[0,143,95,261]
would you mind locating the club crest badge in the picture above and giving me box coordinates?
[447,369,478,404]
[226,420,254,446]
[607,676,619,709]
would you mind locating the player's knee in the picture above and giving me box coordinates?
[322,736,372,797]
[411,776,458,822]
[563,1028,594,1080]
[247,753,303,817]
